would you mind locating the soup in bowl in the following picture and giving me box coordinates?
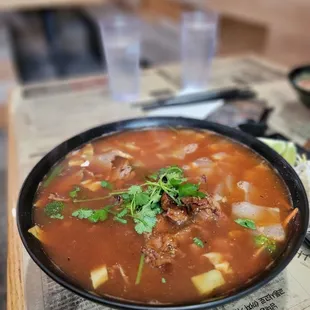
[17,117,308,309]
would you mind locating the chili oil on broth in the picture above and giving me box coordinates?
[32,128,294,304]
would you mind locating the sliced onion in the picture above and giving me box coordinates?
[226,175,233,193]
[256,224,286,242]
[192,157,212,168]
[212,152,228,160]
[232,202,280,224]
[237,181,251,201]
[184,143,198,154]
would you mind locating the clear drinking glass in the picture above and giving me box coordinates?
[99,15,141,102]
[181,11,218,92]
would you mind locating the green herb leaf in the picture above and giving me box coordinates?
[114,217,127,224]
[135,192,150,206]
[121,193,131,202]
[44,201,65,219]
[193,237,204,248]
[178,183,199,197]
[43,165,63,188]
[128,185,142,195]
[161,278,166,284]
[149,191,162,204]
[72,207,109,223]
[116,208,128,218]
[69,186,81,198]
[196,191,206,198]
[72,208,94,219]
[169,177,185,186]
[148,173,158,180]
[254,235,276,253]
[89,209,109,223]
[101,180,113,190]
[50,214,64,220]
[235,218,256,230]
[134,204,159,234]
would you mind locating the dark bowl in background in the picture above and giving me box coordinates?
[288,65,310,108]
[17,117,309,310]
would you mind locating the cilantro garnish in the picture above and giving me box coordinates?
[89,209,109,223]
[72,165,207,234]
[72,207,110,223]
[193,237,204,248]
[114,217,127,224]
[44,201,65,220]
[134,204,161,234]
[71,208,93,219]
[50,214,64,220]
[235,218,256,230]
[178,183,205,198]
[254,235,276,253]
[69,186,81,198]
[116,208,128,218]
[101,180,113,190]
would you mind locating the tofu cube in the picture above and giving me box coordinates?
[191,270,225,295]
[90,265,109,289]
[28,225,45,242]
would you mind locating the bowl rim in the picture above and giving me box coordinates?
[17,116,309,310]
[288,64,310,95]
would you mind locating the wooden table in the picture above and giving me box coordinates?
[7,55,310,310]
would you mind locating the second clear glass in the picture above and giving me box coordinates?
[181,11,218,92]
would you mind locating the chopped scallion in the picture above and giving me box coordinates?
[135,254,145,285]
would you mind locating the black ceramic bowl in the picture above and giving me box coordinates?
[288,65,310,108]
[17,117,309,310]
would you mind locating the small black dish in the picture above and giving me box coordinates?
[17,117,309,310]
[288,65,310,108]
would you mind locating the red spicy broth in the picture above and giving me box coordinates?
[31,128,295,304]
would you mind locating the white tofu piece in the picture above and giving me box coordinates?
[215,262,233,274]
[191,270,225,295]
[81,180,102,192]
[81,144,94,157]
[28,225,45,242]
[203,252,233,274]
[203,252,223,265]
[90,265,109,289]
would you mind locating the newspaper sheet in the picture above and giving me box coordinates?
[11,56,310,310]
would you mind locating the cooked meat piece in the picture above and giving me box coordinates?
[174,226,193,244]
[111,157,134,181]
[182,195,221,221]
[48,193,70,202]
[166,208,189,226]
[200,174,207,183]
[184,143,198,154]
[161,193,176,211]
[154,215,171,233]
[99,149,132,161]
[161,193,189,225]
[92,149,133,172]
[142,233,178,268]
